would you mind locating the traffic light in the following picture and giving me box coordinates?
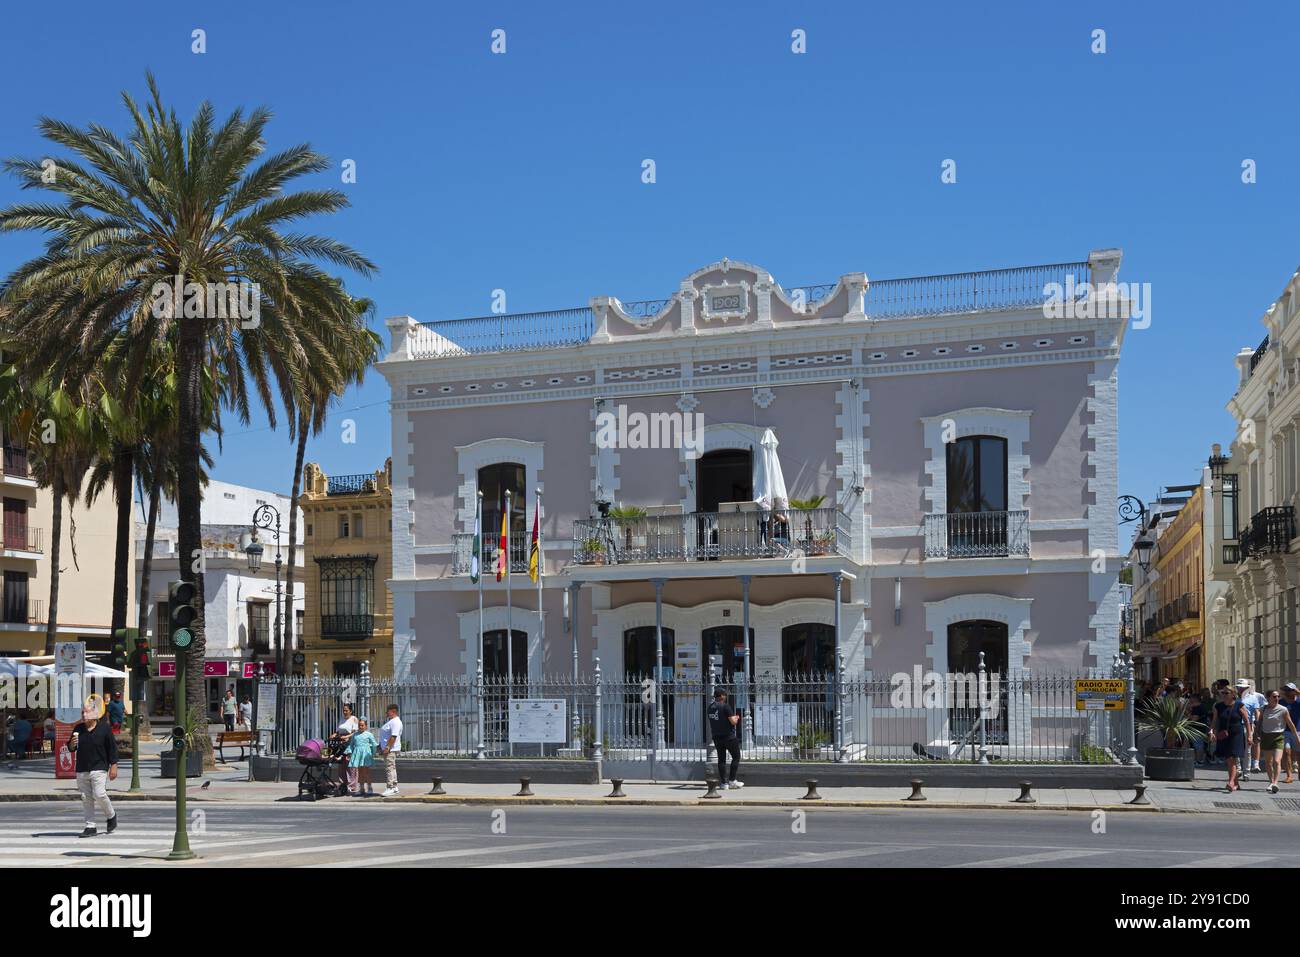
[128,636,150,688]
[108,632,128,671]
[168,579,199,650]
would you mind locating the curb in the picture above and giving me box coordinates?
[382,795,1164,812]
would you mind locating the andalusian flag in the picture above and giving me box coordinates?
[528,500,541,583]
[470,500,481,584]
[495,504,509,581]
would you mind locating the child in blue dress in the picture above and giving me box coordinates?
[344,718,379,796]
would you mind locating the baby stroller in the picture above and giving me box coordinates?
[295,738,346,801]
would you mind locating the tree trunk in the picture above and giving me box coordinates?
[175,313,211,763]
[137,473,161,639]
[43,472,64,656]
[284,409,308,677]
[110,444,133,633]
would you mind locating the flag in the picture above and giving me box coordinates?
[470,500,481,584]
[495,503,508,582]
[528,500,540,583]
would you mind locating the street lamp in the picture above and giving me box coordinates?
[247,504,284,780]
[1118,494,1153,571]
[1208,444,1231,482]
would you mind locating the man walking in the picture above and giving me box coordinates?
[707,689,743,790]
[221,687,237,732]
[378,703,403,797]
[67,704,118,838]
[1237,679,1267,776]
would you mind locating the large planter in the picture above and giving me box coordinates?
[1143,747,1196,782]
[159,750,203,779]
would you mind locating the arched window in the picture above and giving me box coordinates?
[781,622,837,675]
[478,463,526,568]
[481,628,528,680]
[623,626,675,678]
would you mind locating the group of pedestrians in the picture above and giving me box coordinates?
[1147,676,1300,794]
[220,687,253,730]
[327,702,404,797]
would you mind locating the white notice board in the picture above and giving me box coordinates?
[509,699,567,743]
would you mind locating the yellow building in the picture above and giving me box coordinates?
[1143,485,1205,688]
[1,436,123,657]
[300,460,393,677]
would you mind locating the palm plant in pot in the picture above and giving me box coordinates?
[790,495,827,554]
[1136,693,1207,781]
[609,504,647,554]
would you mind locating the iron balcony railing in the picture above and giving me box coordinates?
[405,261,1091,359]
[453,534,530,575]
[1238,505,1296,559]
[924,510,1029,559]
[320,614,375,640]
[2,445,29,477]
[1249,334,1270,377]
[571,507,850,564]
[327,473,378,495]
[1144,593,1200,637]
[410,307,595,359]
[0,597,44,625]
[864,261,1090,320]
[2,526,43,554]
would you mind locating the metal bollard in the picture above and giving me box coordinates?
[515,777,534,797]
[801,779,822,801]
[904,779,926,801]
[702,777,722,799]
[607,778,626,798]
[1129,784,1151,806]
[429,776,446,795]
[1014,781,1036,804]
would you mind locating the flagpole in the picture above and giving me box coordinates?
[505,488,513,758]
[535,488,544,689]
[476,491,484,671]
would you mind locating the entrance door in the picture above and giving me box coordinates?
[946,619,1008,745]
[621,627,676,746]
[695,450,752,559]
[3,497,28,550]
[701,625,754,681]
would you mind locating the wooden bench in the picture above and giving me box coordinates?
[214,729,258,763]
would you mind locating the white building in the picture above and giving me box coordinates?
[133,478,303,720]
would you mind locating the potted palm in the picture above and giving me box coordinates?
[609,505,647,553]
[1137,694,1206,781]
[580,537,606,565]
[790,496,828,554]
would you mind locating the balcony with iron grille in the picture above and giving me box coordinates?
[320,614,375,640]
[0,598,44,626]
[453,535,529,575]
[1,445,36,486]
[570,507,850,566]
[2,526,43,557]
[1237,506,1296,560]
[923,510,1029,559]
[1145,592,1201,638]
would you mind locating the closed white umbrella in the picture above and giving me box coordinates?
[753,428,790,520]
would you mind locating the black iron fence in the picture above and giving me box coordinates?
[1238,505,1295,558]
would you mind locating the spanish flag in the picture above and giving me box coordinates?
[528,500,541,583]
[495,504,508,582]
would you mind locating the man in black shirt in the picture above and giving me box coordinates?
[707,690,743,789]
[68,705,118,837]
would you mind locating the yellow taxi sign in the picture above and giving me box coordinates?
[1075,679,1127,711]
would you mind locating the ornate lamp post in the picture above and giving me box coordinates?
[245,504,284,779]
[1118,495,1153,570]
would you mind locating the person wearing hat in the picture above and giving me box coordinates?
[1282,683,1300,783]
[1236,680,1267,776]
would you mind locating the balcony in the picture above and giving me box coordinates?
[2,526,43,556]
[2,445,30,478]
[327,473,380,495]
[923,510,1029,559]
[0,598,44,625]
[408,261,1091,360]
[320,614,375,640]
[454,534,529,575]
[571,507,850,565]
[1237,506,1296,559]
[1144,592,1200,636]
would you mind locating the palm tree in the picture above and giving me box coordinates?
[0,74,376,746]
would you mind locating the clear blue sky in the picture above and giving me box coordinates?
[2,0,1297,523]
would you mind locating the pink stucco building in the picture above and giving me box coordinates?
[377,251,1128,691]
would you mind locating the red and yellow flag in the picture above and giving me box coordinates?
[528,501,540,583]
[495,503,509,581]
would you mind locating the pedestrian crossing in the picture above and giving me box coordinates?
[0,805,1290,868]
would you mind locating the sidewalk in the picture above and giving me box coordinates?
[3,752,1296,814]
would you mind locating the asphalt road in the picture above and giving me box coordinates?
[1,801,1295,868]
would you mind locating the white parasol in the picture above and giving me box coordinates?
[753,428,790,520]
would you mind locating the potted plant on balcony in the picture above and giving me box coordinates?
[790,496,828,555]
[580,537,606,565]
[609,505,647,553]
[1137,693,1206,782]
